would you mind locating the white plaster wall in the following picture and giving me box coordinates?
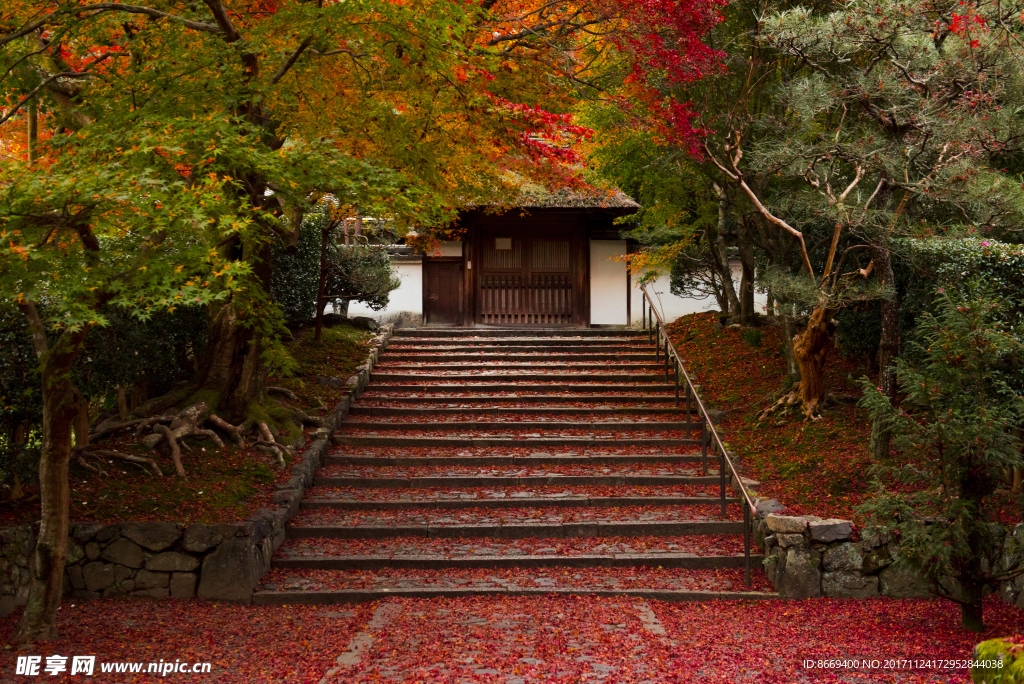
[589,240,628,325]
[629,261,767,325]
[437,241,463,257]
[347,260,423,318]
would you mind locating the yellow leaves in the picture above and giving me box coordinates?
[175,265,185,273]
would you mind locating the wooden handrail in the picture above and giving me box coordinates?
[639,283,756,587]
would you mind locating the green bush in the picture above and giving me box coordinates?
[271,210,323,325]
[741,328,762,348]
[973,637,1024,683]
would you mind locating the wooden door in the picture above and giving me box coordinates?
[423,259,462,326]
[476,224,579,326]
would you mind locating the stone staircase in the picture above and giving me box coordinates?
[254,329,769,603]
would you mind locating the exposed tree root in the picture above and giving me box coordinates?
[268,386,298,401]
[154,424,186,477]
[757,381,822,423]
[84,389,330,478]
[208,414,245,447]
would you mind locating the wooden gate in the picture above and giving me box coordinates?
[475,226,582,326]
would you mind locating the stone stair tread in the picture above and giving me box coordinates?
[339,420,696,430]
[304,484,724,504]
[317,463,718,477]
[286,520,745,540]
[275,534,749,559]
[290,504,741,528]
[256,566,769,594]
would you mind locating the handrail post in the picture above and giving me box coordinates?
[648,307,653,344]
[673,355,680,407]
[743,499,752,588]
[700,415,708,475]
[655,326,660,361]
[663,335,669,380]
[719,445,727,518]
[686,383,691,421]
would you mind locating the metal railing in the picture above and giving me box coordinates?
[640,283,756,587]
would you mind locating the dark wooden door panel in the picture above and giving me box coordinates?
[476,223,579,326]
[424,260,462,326]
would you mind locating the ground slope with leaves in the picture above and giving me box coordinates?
[668,313,873,520]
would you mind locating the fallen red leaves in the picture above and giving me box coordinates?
[668,313,876,520]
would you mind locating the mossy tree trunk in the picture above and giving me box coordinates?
[13,305,88,643]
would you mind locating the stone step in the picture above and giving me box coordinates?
[381,353,660,362]
[339,420,698,431]
[271,552,757,571]
[326,452,711,467]
[370,372,671,383]
[355,394,681,404]
[314,475,721,487]
[330,436,699,448]
[374,362,666,371]
[393,329,646,338]
[388,338,652,346]
[287,520,745,540]
[362,383,678,393]
[252,587,777,604]
[301,495,736,511]
[385,344,655,353]
[348,406,690,416]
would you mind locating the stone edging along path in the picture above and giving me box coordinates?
[0,324,395,615]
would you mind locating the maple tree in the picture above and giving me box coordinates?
[0,0,736,644]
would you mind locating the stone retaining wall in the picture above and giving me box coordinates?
[756,511,1024,606]
[0,324,394,614]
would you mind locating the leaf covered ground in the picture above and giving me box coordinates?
[0,322,370,526]
[1,596,1021,682]
[667,313,877,520]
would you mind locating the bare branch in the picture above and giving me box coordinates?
[77,3,222,33]
[0,55,110,126]
[271,35,314,84]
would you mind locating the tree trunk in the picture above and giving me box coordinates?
[191,302,266,418]
[737,218,756,324]
[314,221,331,343]
[871,244,899,461]
[13,328,87,643]
[778,298,801,382]
[793,304,837,419]
[711,184,740,317]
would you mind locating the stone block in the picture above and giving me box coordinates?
[776,547,822,599]
[100,538,144,569]
[766,514,819,534]
[879,563,932,598]
[809,519,853,543]
[182,524,223,553]
[170,572,197,599]
[72,523,104,543]
[776,534,806,548]
[102,585,127,599]
[72,589,100,600]
[65,541,85,565]
[66,565,85,591]
[146,552,199,573]
[85,542,101,561]
[132,588,169,599]
[197,537,259,603]
[765,552,782,584]
[134,569,169,590]
[82,562,115,592]
[122,522,182,551]
[121,579,135,592]
[823,543,863,573]
[95,524,122,543]
[822,572,879,599]
[113,564,133,584]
